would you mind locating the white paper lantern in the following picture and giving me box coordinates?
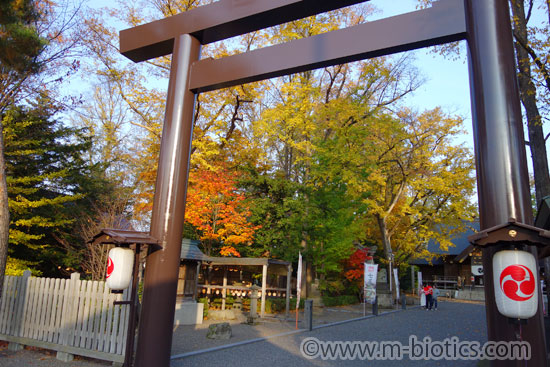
[106,247,134,290]
[493,250,538,319]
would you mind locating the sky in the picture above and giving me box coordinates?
[373,0,548,172]
[371,0,473,147]
[91,0,475,145]
[86,0,526,152]
[88,0,473,113]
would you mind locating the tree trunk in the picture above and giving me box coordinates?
[0,123,9,302]
[376,214,394,301]
[301,238,312,298]
[510,0,550,206]
[511,0,550,306]
[376,215,392,260]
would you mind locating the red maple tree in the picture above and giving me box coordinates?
[185,167,258,257]
[344,248,372,283]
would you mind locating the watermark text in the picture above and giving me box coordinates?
[300,336,530,361]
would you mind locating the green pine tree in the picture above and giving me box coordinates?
[0,0,44,74]
[0,0,46,296]
[2,98,110,276]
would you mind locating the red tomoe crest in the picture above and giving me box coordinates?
[106,257,114,279]
[499,264,536,301]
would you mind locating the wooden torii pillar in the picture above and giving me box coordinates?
[119,1,548,366]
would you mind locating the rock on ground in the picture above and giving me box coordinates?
[206,322,232,340]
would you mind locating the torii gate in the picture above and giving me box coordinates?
[119,0,548,366]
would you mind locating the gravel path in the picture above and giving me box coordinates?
[0,300,486,366]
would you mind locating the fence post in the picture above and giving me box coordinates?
[372,296,378,316]
[14,271,31,334]
[8,270,30,352]
[57,273,79,362]
[304,300,313,331]
[60,273,80,346]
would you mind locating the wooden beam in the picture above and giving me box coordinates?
[189,0,466,93]
[222,266,227,310]
[204,257,290,267]
[260,264,267,318]
[194,262,200,300]
[285,264,292,318]
[120,0,369,62]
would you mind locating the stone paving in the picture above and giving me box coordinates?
[171,302,383,355]
[0,300,489,367]
[171,300,488,367]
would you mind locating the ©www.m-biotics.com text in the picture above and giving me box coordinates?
[300,336,531,361]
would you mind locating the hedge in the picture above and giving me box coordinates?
[321,295,359,307]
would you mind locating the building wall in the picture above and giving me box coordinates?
[444,261,474,285]
[177,260,199,298]
[417,258,477,287]
[419,265,444,282]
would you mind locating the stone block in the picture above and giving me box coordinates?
[56,352,74,362]
[376,293,393,308]
[7,342,23,352]
[377,269,387,283]
[206,322,232,340]
[209,309,236,321]
[174,301,204,326]
[455,289,485,302]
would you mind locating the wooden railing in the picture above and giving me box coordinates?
[430,276,458,290]
[0,271,129,363]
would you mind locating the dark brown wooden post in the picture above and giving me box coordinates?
[134,34,200,367]
[465,0,548,365]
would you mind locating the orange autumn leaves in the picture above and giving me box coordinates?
[185,167,259,257]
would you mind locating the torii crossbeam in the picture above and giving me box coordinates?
[120,0,548,366]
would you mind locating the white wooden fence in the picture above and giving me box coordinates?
[0,271,130,364]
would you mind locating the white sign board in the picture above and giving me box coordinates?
[296,252,302,310]
[364,264,378,304]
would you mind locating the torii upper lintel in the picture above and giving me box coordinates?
[120,0,369,62]
[188,0,466,93]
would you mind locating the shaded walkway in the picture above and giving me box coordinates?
[171,301,487,366]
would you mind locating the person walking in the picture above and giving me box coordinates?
[432,284,440,310]
[423,284,433,310]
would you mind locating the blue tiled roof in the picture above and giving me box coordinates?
[409,222,479,265]
[180,239,207,261]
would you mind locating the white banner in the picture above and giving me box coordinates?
[393,268,400,301]
[364,264,378,304]
[296,252,302,310]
